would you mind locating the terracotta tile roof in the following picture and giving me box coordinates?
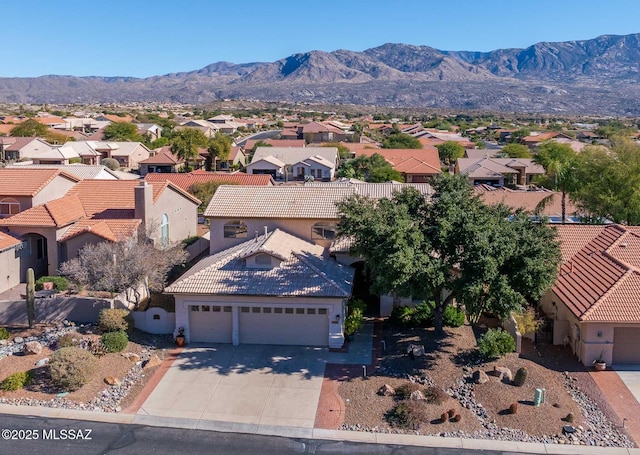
[139,149,182,165]
[355,148,441,175]
[242,139,306,150]
[392,156,442,175]
[34,116,66,126]
[0,205,56,227]
[553,225,607,262]
[552,224,640,322]
[478,188,579,218]
[0,168,79,197]
[165,228,354,298]
[0,231,21,251]
[144,171,273,193]
[59,218,141,243]
[102,114,134,123]
[0,194,86,228]
[523,132,560,143]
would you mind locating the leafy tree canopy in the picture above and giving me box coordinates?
[188,180,238,214]
[170,128,209,171]
[500,143,531,158]
[10,119,48,137]
[382,132,422,149]
[323,142,351,159]
[206,132,233,170]
[337,153,403,182]
[435,141,465,165]
[337,174,560,333]
[103,122,142,142]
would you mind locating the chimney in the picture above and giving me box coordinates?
[134,181,153,234]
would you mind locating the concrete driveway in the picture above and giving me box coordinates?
[137,344,328,428]
[613,365,640,404]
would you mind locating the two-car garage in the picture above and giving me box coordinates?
[188,303,330,346]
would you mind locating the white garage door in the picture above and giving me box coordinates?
[189,304,232,343]
[239,306,329,346]
[613,327,640,364]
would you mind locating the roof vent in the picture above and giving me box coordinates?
[620,242,628,248]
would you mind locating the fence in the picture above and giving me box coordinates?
[131,307,175,334]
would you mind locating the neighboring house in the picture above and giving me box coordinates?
[216,146,246,172]
[539,224,640,365]
[0,180,200,279]
[95,114,134,123]
[521,132,574,149]
[135,123,163,141]
[455,157,545,186]
[0,137,53,161]
[291,155,336,181]
[247,146,338,180]
[0,168,80,217]
[476,186,580,222]
[63,141,151,169]
[0,231,21,293]
[464,149,500,160]
[205,115,244,134]
[139,148,185,176]
[241,139,306,153]
[297,121,348,143]
[176,120,218,138]
[355,148,441,183]
[165,228,355,348]
[29,145,81,165]
[6,164,120,180]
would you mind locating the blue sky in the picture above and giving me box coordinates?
[3,0,639,78]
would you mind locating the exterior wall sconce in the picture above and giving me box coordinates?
[597,330,603,338]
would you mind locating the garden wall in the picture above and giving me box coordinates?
[131,308,175,334]
[185,233,209,260]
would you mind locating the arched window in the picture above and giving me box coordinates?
[160,214,169,245]
[0,198,20,217]
[311,222,336,240]
[224,220,248,238]
[254,253,272,266]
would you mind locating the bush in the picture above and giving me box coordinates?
[181,236,200,247]
[412,301,434,326]
[48,347,98,391]
[389,301,434,328]
[344,308,363,336]
[35,276,68,292]
[387,401,427,430]
[0,371,34,391]
[395,382,423,399]
[423,386,449,405]
[347,299,367,314]
[98,308,134,333]
[478,328,516,359]
[443,305,466,327]
[0,327,9,340]
[56,333,80,349]
[101,157,120,171]
[513,367,528,387]
[101,331,128,353]
[390,305,415,327]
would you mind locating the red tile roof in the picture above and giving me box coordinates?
[0,194,86,228]
[242,139,306,150]
[0,168,79,197]
[0,205,57,227]
[478,188,579,218]
[144,171,273,192]
[354,148,441,175]
[59,218,141,243]
[140,149,182,165]
[552,224,640,322]
[0,231,21,251]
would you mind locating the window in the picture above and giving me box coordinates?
[296,308,304,315]
[224,221,247,238]
[223,306,232,312]
[241,307,250,313]
[212,306,221,312]
[315,169,323,179]
[263,307,272,314]
[252,307,261,313]
[274,308,283,314]
[307,308,316,315]
[36,238,45,260]
[191,306,200,311]
[254,253,272,266]
[311,222,336,240]
[160,213,169,245]
[285,308,294,314]
[202,305,210,312]
[318,308,327,315]
[0,198,20,217]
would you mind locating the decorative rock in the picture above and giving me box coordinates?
[378,384,395,396]
[34,357,49,367]
[493,366,513,382]
[409,390,425,401]
[473,370,489,384]
[122,352,141,362]
[23,341,42,355]
[143,354,162,370]
[104,376,122,387]
[13,336,24,344]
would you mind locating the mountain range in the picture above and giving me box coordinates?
[2,33,640,115]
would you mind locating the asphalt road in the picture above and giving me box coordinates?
[0,414,500,455]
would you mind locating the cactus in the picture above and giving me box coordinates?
[26,268,35,328]
[452,414,461,422]
[513,367,528,387]
[566,412,574,423]
[509,402,518,414]
[440,412,449,423]
[447,408,456,419]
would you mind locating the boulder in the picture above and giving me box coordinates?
[409,390,425,401]
[378,384,395,396]
[473,370,489,384]
[23,341,42,355]
[122,352,141,362]
[493,366,513,382]
[0,340,7,346]
[104,376,122,387]
[143,354,162,370]
[34,357,49,368]
[406,344,426,357]
[13,336,24,344]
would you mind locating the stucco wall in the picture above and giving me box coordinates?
[31,175,78,206]
[150,187,198,244]
[131,307,175,334]
[0,247,20,293]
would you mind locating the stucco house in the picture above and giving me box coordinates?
[62,141,151,169]
[247,146,338,180]
[455,157,545,186]
[0,180,199,280]
[0,168,80,217]
[0,231,22,293]
[6,164,120,180]
[165,228,354,348]
[539,224,640,366]
[355,148,442,183]
[0,137,53,161]
[139,148,185,176]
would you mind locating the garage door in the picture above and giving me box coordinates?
[189,304,232,343]
[613,327,640,364]
[239,306,329,346]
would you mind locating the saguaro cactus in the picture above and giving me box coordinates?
[26,268,35,328]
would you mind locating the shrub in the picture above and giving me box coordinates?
[181,236,200,247]
[443,305,466,327]
[447,408,456,419]
[347,299,367,314]
[0,327,9,340]
[423,386,449,405]
[395,382,423,399]
[478,328,516,359]
[387,401,427,430]
[451,414,462,422]
[98,308,134,333]
[0,371,34,391]
[513,367,528,387]
[389,301,434,328]
[101,157,120,171]
[101,331,128,353]
[509,402,518,414]
[412,301,434,326]
[512,307,543,336]
[344,308,364,336]
[390,305,415,327]
[48,347,98,391]
[56,333,80,349]
[35,276,68,292]
[440,412,449,423]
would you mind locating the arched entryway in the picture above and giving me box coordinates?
[19,233,48,280]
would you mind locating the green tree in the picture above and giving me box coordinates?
[10,119,48,137]
[206,132,233,171]
[337,175,560,333]
[382,132,422,149]
[337,153,403,182]
[533,141,580,223]
[571,138,640,224]
[435,141,465,165]
[323,142,351,159]
[509,129,531,143]
[170,128,209,171]
[188,181,238,214]
[103,122,142,142]
[251,140,272,154]
[500,143,531,158]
